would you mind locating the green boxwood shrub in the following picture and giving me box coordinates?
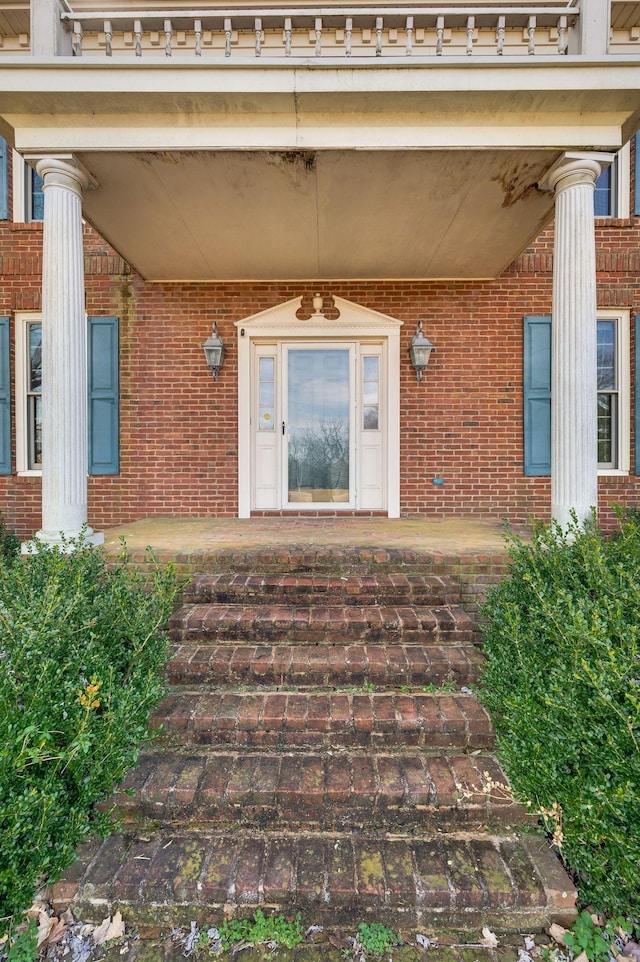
[0,535,178,932]
[481,512,640,915]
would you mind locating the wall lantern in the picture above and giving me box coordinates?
[202,323,225,380]
[408,321,435,382]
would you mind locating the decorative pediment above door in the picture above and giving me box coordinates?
[234,294,404,338]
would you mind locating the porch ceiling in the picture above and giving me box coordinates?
[76,147,557,280]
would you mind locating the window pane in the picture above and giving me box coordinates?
[28,394,42,468]
[363,356,379,380]
[594,166,612,217]
[597,320,616,390]
[31,170,44,221]
[29,323,42,392]
[363,380,378,405]
[597,394,616,465]
[363,405,379,430]
[259,409,274,430]
[259,357,274,381]
[259,381,274,406]
[287,348,349,502]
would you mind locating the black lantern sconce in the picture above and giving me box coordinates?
[202,323,225,380]
[408,321,435,382]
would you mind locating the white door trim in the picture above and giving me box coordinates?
[236,295,403,518]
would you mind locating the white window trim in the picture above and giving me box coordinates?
[595,142,630,220]
[597,308,630,477]
[12,151,45,223]
[15,311,42,475]
[12,150,27,224]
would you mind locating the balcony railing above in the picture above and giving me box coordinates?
[60,2,582,58]
[0,1,635,61]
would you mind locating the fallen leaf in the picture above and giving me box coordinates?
[47,917,70,945]
[36,912,55,948]
[549,924,568,946]
[481,927,499,948]
[93,912,125,946]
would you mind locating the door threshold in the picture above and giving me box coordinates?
[250,510,389,518]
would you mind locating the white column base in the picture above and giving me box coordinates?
[22,528,105,555]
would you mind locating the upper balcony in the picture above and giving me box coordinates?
[0,0,638,61]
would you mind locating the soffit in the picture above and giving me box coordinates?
[75,147,557,281]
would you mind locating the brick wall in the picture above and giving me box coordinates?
[1,174,638,539]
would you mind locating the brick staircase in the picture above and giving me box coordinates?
[53,549,577,938]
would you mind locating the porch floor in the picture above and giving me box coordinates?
[102,516,518,558]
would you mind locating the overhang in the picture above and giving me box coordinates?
[2,57,640,280]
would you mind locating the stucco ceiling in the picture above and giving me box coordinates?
[77,147,557,280]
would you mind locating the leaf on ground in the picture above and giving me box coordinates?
[36,911,55,948]
[93,912,125,946]
[481,927,499,948]
[549,924,568,947]
[47,917,70,946]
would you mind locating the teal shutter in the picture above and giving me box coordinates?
[0,317,11,474]
[0,137,8,220]
[523,314,552,476]
[88,316,119,475]
[636,315,640,476]
[635,133,640,217]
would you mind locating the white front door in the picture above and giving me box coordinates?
[251,339,386,512]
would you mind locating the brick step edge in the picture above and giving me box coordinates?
[125,544,509,576]
[152,691,494,750]
[168,604,474,645]
[52,831,577,935]
[182,573,462,607]
[167,642,484,688]
[106,750,532,831]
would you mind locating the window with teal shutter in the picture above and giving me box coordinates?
[88,316,119,475]
[523,315,551,476]
[0,138,8,221]
[0,318,10,474]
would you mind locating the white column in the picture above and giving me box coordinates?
[547,156,603,529]
[33,157,103,548]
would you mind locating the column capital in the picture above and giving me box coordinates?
[541,151,615,195]
[32,155,96,195]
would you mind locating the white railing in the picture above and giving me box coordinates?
[60,3,580,57]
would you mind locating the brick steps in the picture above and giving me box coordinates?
[183,572,462,607]
[152,690,494,750]
[53,561,577,936]
[109,749,531,832]
[56,829,576,935]
[168,642,484,687]
[168,603,474,645]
